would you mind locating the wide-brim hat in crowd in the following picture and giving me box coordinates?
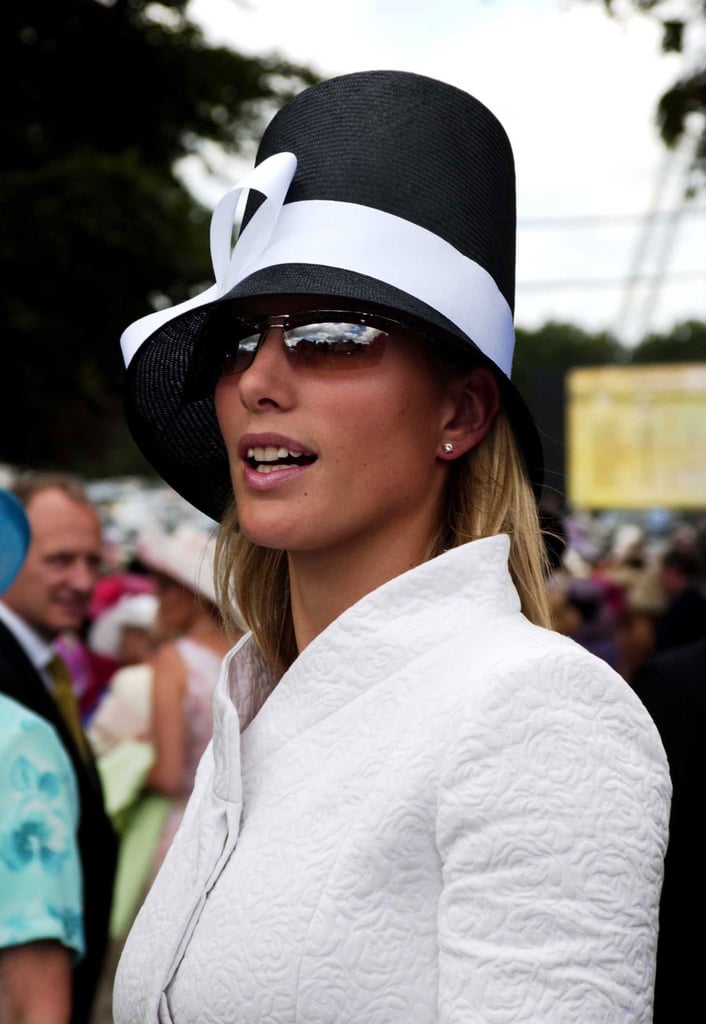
[121,70,544,521]
[87,593,159,660]
[134,525,217,605]
[0,488,30,594]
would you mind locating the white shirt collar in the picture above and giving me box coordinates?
[0,600,55,672]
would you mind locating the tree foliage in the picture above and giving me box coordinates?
[513,322,624,397]
[1,0,318,475]
[627,318,706,363]
[513,318,706,387]
[590,0,706,194]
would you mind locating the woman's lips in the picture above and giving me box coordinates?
[238,432,317,489]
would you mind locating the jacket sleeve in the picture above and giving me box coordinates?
[436,642,670,1023]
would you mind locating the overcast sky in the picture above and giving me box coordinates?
[185,0,705,346]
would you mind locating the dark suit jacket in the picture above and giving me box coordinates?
[654,586,706,653]
[631,638,706,1023]
[0,619,117,1024]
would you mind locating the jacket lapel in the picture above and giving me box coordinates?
[0,620,103,793]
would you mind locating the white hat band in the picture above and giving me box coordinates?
[122,152,514,377]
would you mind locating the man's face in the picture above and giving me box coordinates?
[2,488,103,639]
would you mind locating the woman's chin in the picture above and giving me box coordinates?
[237,515,299,552]
[238,517,339,556]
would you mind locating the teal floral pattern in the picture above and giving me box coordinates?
[0,696,84,957]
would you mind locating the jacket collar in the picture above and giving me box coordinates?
[214,535,519,787]
[0,601,54,673]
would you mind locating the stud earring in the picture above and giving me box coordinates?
[442,442,455,454]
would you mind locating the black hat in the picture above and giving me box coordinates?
[122,70,543,520]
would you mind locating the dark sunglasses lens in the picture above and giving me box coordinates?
[221,333,259,376]
[285,322,387,369]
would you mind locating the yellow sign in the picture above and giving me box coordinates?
[567,363,706,509]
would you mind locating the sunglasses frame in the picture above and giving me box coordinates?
[219,309,426,376]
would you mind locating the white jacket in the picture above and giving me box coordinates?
[114,535,670,1023]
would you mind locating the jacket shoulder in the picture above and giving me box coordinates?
[432,614,666,765]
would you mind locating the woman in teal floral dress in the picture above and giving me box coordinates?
[0,693,84,1024]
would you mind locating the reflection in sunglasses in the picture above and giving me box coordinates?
[222,314,394,375]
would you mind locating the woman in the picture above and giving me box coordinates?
[0,488,83,1024]
[88,526,233,952]
[0,694,84,1024]
[114,72,669,1023]
[90,527,234,862]
[134,526,233,861]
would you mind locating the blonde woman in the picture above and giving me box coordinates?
[114,72,669,1023]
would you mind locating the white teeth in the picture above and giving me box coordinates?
[247,444,307,463]
[254,458,310,473]
[249,445,277,462]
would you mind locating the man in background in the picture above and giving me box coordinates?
[631,636,706,1023]
[0,473,117,1024]
[655,548,706,652]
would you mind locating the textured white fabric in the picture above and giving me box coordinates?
[114,535,670,1024]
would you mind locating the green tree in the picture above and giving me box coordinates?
[512,321,625,397]
[590,0,706,193]
[628,318,706,362]
[0,0,318,475]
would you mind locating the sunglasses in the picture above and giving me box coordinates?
[219,310,415,375]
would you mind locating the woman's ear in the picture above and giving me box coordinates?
[439,366,500,460]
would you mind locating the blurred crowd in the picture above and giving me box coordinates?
[542,496,706,683]
[0,471,237,1024]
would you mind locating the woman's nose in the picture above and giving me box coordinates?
[237,328,294,409]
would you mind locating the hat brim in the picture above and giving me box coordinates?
[0,489,31,593]
[125,262,544,522]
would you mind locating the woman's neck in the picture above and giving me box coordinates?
[287,527,434,655]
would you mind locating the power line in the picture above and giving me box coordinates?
[613,151,679,338]
[613,137,703,338]
[518,206,706,229]
[517,270,705,293]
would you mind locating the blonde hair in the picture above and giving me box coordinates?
[216,407,550,682]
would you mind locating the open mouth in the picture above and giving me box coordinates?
[246,445,317,474]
